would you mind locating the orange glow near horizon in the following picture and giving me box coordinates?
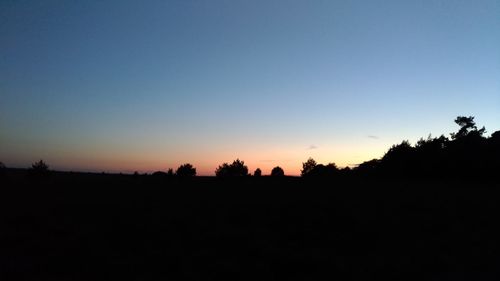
[2,140,394,176]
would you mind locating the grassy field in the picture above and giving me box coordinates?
[1,170,499,280]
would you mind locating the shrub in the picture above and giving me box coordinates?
[31,160,49,171]
[176,163,196,177]
[254,168,262,177]
[215,159,249,177]
[271,166,284,177]
[30,160,50,177]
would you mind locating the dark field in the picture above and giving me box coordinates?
[1,170,500,280]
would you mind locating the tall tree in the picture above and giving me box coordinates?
[301,158,317,177]
[451,116,485,140]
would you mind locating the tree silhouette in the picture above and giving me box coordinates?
[355,159,380,177]
[175,163,196,177]
[414,134,449,177]
[382,140,413,162]
[254,168,262,177]
[318,163,339,177]
[301,158,317,177]
[491,130,500,141]
[167,168,174,177]
[383,140,413,160]
[31,160,49,172]
[340,166,351,176]
[301,158,339,177]
[379,140,415,177]
[270,166,284,176]
[416,134,448,150]
[310,163,339,177]
[215,159,249,177]
[451,116,485,140]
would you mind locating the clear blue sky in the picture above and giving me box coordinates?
[1,0,499,175]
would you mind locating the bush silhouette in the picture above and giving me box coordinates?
[215,159,249,177]
[152,171,168,177]
[29,160,50,177]
[254,168,262,177]
[32,160,49,171]
[270,166,284,177]
[176,163,196,177]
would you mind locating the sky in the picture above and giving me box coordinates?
[1,0,499,175]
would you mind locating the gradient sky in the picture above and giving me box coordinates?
[1,0,499,175]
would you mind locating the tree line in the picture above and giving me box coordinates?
[353,116,499,180]
[137,115,500,180]
[3,116,498,180]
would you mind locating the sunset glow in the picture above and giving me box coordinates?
[1,1,499,175]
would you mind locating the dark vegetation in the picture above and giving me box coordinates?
[175,163,197,177]
[253,168,262,177]
[351,116,499,180]
[1,116,500,280]
[27,159,50,178]
[215,159,249,177]
[270,166,285,177]
[301,158,339,178]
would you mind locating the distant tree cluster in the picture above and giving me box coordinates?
[301,158,339,178]
[153,164,196,178]
[150,160,288,178]
[215,159,249,177]
[351,116,500,180]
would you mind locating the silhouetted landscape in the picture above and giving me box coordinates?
[2,0,499,279]
[1,116,500,280]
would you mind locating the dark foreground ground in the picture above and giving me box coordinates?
[1,170,500,280]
